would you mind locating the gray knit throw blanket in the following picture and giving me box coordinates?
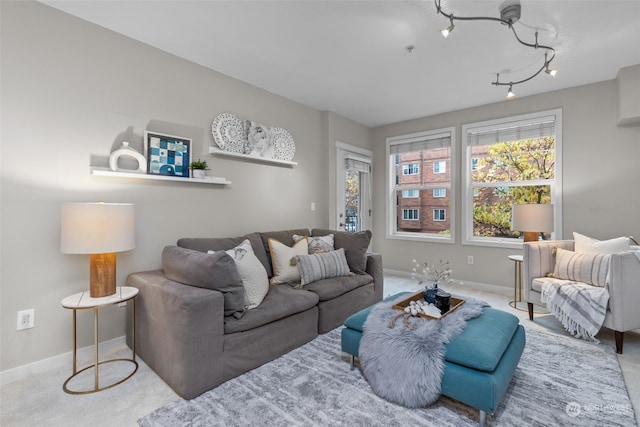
[359,295,488,408]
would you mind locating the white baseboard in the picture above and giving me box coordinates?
[0,335,127,387]
[383,268,512,297]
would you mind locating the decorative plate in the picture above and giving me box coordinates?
[211,113,245,153]
[271,127,296,161]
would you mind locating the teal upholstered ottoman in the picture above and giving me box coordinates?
[341,292,525,426]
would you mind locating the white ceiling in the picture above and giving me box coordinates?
[42,0,640,127]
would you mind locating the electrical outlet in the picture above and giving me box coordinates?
[17,309,35,331]
[467,255,474,265]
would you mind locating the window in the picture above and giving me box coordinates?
[433,161,446,174]
[402,209,419,220]
[402,164,419,175]
[386,127,455,242]
[462,109,562,248]
[402,189,419,198]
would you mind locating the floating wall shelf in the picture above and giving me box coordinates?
[90,167,231,185]
[209,147,297,166]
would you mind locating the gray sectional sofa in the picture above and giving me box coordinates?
[126,228,383,399]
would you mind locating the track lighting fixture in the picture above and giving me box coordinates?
[435,0,557,98]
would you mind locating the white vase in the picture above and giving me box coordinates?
[109,141,147,173]
[192,169,206,179]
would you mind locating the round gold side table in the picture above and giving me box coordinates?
[61,286,139,394]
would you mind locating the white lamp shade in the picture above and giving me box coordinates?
[61,202,135,254]
[511,204,554,232]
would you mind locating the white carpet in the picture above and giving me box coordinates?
[138,326,637,426]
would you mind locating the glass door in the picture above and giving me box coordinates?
[336,144,372,233]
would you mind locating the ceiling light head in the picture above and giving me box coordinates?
[545,67,558,78]
[506,84,516,98]
[441,17,455,38]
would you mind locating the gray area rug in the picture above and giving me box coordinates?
[139,327,636,427]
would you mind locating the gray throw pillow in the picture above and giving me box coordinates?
[162,245,245,318]
[311,229,372,274]
[296,248,351,285]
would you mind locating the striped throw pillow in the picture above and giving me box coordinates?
[553,247,610,287]
[296,248,350,285]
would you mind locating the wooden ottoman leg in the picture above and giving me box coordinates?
[527,303,534,321]
[350,355,355,370]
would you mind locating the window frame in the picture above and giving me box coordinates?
[386,127,456,243]
[402,164,419,175]
[402,208,419,220]
[402,189,419,198]
[433,188,446,198]
[433,209,446,221]
[461,109,563,249]
[433,160,446,174]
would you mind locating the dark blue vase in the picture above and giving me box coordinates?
[424,283,438,304]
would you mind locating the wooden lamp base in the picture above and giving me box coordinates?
[523,232,539,243]
[89,253,117,297]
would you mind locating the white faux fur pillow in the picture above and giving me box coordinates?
[268,237,308,285]
[208,239,269,310]
[573,232,629,254]
[553,247,610,287]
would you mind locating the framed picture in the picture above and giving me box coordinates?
[144,131,191,178]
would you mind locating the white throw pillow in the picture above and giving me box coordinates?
[268,237,308,284]
[573,232,630,254]
[209,239,269,310]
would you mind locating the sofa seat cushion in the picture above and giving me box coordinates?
[532,276,588,293]
[224,284,319,334]
[303,273,374,302]
[444,308,519,372]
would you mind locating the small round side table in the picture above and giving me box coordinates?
[508,255,527,312]
[61,286,139,394]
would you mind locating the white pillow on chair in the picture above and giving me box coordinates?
[573,232,630,254]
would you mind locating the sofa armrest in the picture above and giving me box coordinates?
[604,252,640,332]
[126,270,225,399]
[523,240,574,302]
[366,253,383,303]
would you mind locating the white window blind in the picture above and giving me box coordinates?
[467,116,556,146]
[389,133,451,154]
[345,156,371,174]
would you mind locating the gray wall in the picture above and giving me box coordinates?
[0,2,370,371]
[372,80,640,288]
[2,1,638,374]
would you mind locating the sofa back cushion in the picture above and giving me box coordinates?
[177,232,271,277]
[162,245,245,317]
[312,229,372,274]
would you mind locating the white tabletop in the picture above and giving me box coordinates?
[61,286,138,309]
[508,254,523,262]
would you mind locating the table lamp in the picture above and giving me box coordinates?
[61,202,135,297]
[511,203,554,242]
